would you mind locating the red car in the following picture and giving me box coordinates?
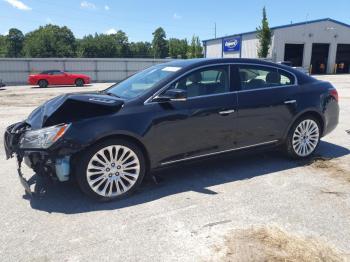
[28,70,91,88]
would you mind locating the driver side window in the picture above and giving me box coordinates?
[172,66,229,98]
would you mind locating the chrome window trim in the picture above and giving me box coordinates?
[160,140,279,166]
[186,91,234,100]
[234,83,298,93]
[143,62,298,105]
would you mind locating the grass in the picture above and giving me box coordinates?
[220,226,346,262]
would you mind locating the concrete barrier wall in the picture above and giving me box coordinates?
[0,58,172,85]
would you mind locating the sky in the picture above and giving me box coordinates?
[0,0,349,42]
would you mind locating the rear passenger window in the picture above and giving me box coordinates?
[173,66,229,98]
[238,65,295,90]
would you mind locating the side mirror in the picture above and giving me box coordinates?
[153,88,187,103]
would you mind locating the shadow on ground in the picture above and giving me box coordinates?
[27,141,349,214]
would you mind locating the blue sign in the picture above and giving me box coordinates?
[223,37,241,52]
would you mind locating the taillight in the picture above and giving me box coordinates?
[329,89,338,102]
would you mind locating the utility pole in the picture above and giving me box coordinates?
[214,22,217,38]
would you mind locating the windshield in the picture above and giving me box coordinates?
[105,65,181,99]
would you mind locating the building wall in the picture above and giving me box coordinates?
[223,51,240,58]
[205,39,222,58]
[0,58,171,84]
[273,20,350,73]
[205,32,275,60]
[240,33,258,58]
[241,33,275,59]
[204,20,350,74]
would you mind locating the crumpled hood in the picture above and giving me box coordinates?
[26,92,124,129]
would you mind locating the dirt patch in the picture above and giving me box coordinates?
[0,93,58,107]
[306,156,350,183]
[218,226,345,262]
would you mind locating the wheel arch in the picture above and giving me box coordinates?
[284,109,325,139]
[75,78,85,84]
[74,132,151,174]
[37,79,48,85]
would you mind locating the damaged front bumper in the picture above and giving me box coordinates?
[4,122,72,195]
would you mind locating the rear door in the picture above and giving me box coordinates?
[235,64,298,147]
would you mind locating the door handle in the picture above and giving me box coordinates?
[219,109,235,115]
[284,100,296,104]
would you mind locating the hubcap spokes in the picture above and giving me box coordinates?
[86,145,140,197]
[292,119,319,157]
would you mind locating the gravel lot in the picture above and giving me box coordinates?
[0,77,349,261]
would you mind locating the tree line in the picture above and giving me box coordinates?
[0,25,203,59]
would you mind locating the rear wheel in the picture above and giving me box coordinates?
[285,117,321,158]
[38,80,48,88]
[76,138,146,201]
[75,78,84,87]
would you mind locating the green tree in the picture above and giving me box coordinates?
[78,34,117,57]
[169,38,188,58]
[187,36,203,58]
[256,6,272,58]
[6,28,24,57]
[77,36,95,57]
[152,27,168,58]
[114,30,129,57]
[77,32,130,58]
[23,25,76,57]
[0,34,7,57]
[129,41,152,58]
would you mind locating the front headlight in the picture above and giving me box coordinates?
[20,124,70,149]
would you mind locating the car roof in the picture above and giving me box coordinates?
[40,70,63,73]
[163,58,290,69]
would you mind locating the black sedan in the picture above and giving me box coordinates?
[4,58,339,201]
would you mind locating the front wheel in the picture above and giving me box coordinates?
[285,117,321,158]
[38,79,48,88]
[76,139,146,201]
[75,78,84,87]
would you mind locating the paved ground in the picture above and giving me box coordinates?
[0,78,349,261]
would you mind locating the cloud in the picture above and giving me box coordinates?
[80,1,96,9]
[173,13,182,20]
[46,17,53,24]
[105,28,117,35]
[104,5,110,11]
[4,0,31,11]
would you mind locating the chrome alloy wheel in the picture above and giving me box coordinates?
[292,119,320,157]
[86,145,140,197]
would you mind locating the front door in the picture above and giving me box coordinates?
[235,64,298,147]
[148,65,238,165]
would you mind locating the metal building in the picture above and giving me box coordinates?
[203,18,350,74]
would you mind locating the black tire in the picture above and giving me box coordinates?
[285,116,321,159]
[38,79,48,88]
[75,138,146,201]
[75,78,84,87]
